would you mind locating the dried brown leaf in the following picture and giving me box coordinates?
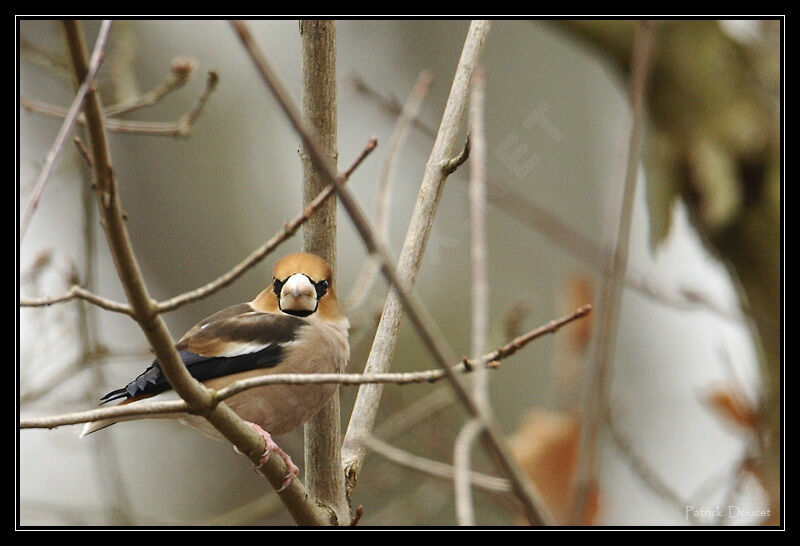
[702,384,759,432]
[510,409,599,525]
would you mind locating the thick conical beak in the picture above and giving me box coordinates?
[280,273,317,313]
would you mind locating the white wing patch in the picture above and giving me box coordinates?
[214,339,300,357]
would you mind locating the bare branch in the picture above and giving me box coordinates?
[571,20,660,524]
[19,70,219,139]
[626,273,747,322]
[454,419,484,524]
[350,74,436,138]
[20,285,133,316]
[363,435,511,494]
[454,66,489,525]
[62,15,212,452]
[344,70,434,311]
[20,20,112,240]
[377,70,434,243]
[21,399,189,429]
[103,56,196,117]
[73,136,93,168]
[485,304,593,364]
[341,137,380,179]
[297,20,348,523]
[175,70,219,136]
[20,37,72,81]
[468,66,489,411]
[155,137,376,314]
[371,387,454,440]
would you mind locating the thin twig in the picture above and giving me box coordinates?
[21,399,198,429]
[20,20,112,240]
[346,387,458,502]
[371,387,454,441]
[20,305,591,430]
[18,373,460,428]
[377,70,434,244]
[20,37,72,81]
[231,19,555,525]
[20,285,134,316]
[626,273,746,323]
[363,435,511,494]
[484,304,593,363]
[19,70,218,139]
[344,70,434,312]
[73,136,93,168]
[454,66,489,526]
[454,419,485,524]
[571,20,659,525]
[176,70,219,136]
[350,74,436,138]
[102,57,196,117]
[468,66,489,412]
[155,136,377,314]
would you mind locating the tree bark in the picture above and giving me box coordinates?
[299,19,349,524]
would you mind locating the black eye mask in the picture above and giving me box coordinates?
[272,276,329,303]
[314,279,329,300]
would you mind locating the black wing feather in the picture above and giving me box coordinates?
[99,346,285,404]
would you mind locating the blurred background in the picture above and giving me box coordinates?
[18,19,781,526]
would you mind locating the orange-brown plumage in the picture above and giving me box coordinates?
[251,252,345,322]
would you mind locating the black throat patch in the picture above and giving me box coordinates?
[280,306,316,317]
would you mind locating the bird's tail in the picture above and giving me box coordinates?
[79,415,150,438]
[79,396,181,437]
[80,418,119,437]
[80,398,139,437]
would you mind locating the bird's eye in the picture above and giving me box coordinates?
[315,279,329,300]
[273,278,285,296]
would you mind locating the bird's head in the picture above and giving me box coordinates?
[252,252,343,320]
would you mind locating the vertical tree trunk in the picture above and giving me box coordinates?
[299,19,349,524]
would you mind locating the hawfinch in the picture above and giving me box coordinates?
[81,252,350,489]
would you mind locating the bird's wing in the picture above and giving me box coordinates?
[100,304,306,404]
